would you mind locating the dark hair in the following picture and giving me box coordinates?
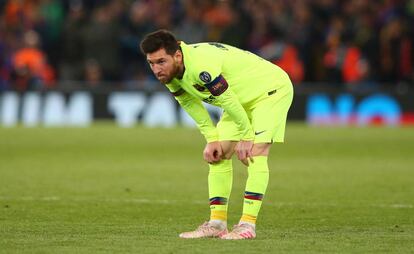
[140,29,179,55]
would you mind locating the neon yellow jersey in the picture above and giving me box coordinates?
[166,41,291,142]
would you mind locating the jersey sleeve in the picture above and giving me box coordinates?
[204,75,254,140]
[215,87,254,140]
[171,90,219,142]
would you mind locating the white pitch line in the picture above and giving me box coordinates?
[0,196,412,209]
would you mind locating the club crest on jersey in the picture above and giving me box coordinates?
[193,84,206,92]
[199,71,211,83]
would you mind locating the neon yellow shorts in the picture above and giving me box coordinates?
[217,84,293,144]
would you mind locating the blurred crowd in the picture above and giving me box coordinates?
[0,0,414,91]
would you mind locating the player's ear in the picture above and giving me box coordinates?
[174,50,183,62]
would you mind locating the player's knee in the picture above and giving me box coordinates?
[219,141,237,160]
[221,151,233,160]
[252,143,271,156]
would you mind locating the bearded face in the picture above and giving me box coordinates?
[146,48,183,84]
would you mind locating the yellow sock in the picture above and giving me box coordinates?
[210,210,227,221]
[242,156,268,218]
[240,214,257,224]
[209,159,232,222]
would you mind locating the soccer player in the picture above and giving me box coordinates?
[140,30,293,240]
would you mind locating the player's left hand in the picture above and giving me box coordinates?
[235,140,254,166]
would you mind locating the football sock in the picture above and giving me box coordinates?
[240,214,257,226]
[208,159,232,222]
[241,156,269,225]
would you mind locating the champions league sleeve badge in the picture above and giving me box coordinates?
[199,71,212,83]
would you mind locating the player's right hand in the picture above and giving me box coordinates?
[203,141,223,164]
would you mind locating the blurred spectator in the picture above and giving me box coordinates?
[322,14,370,85]
[379,17,413,83]
[287,1,316,81]
[59,0,86,81]
[174,0,208,43]
[244,0,273,52]
[37,0,64,67]
[4,0,40,31]
[83,58,102,87]
[0,15,12,90]
[203,0,235,42]
[0,42,12,90]
[79,1,122,82]
[151,0,176,30]
[219,4,252,49]
[259,40,305,83]
[11,30,55,90]
[120,0,154,81]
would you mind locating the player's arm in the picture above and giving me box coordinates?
[205,75,254,141]
[204,75,254,165]
[167,85,218,143]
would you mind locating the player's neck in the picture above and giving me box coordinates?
[176,62,185,80]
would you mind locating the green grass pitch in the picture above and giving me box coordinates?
[0,123,413,253]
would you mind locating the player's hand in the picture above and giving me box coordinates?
[235,140,254,166]
[203,141,223,164]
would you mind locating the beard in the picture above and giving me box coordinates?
[158,62,180,84]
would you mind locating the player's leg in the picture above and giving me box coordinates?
[240,142,271,225]
[222,84,294,240]
[179,113,238,238]
[220,143,270,240]
[207,113,238,227]
[207,140,236,225]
